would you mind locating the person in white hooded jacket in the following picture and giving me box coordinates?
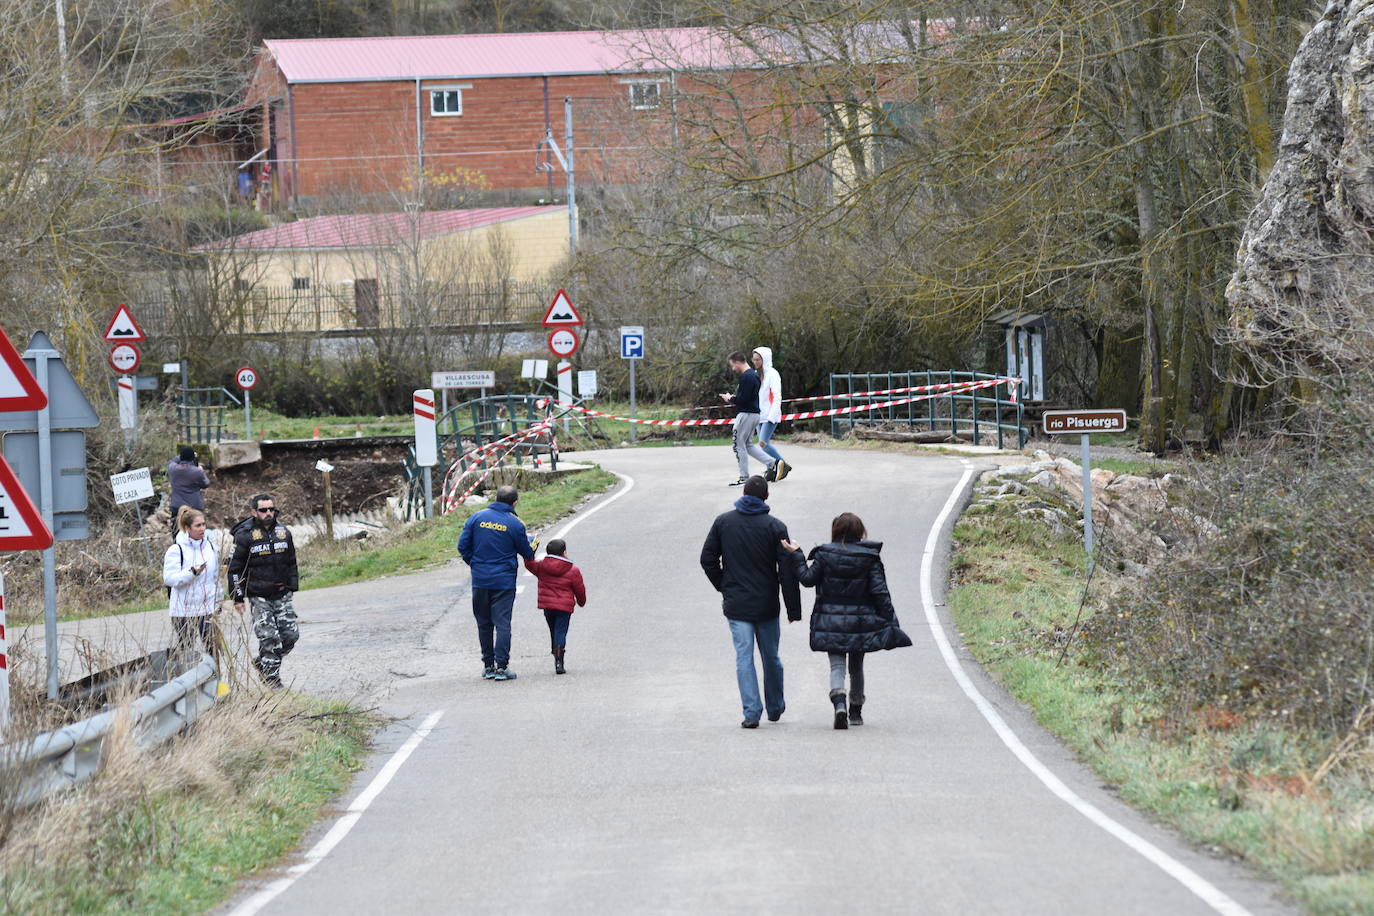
[751,347,791,481]
[163,506,221,655]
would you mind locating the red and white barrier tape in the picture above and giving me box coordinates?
[683,376,1021,410]
[440,421,555,514]
[559,377,1017,427]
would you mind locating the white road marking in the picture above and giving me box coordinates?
[227,710,446,916]
[548,470,635,540]
[921,461,1252,916]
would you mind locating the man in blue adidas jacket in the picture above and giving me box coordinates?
[458,484,536,681]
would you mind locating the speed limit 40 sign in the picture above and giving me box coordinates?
[235,366,259,390]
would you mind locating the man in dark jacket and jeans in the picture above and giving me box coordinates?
[228,493,299,688]
[458,484,536,681]
[700,475,802,727]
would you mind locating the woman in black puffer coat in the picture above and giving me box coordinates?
[783,512,911,729]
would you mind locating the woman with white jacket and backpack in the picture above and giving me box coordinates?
[751,346,791,481]
[163,506,221,655]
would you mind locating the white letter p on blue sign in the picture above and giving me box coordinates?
[620,326,644,359]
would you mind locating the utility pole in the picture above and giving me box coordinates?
[565,97,578,256]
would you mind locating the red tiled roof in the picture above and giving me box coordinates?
[197,206,564,251]
[262,28,755,82]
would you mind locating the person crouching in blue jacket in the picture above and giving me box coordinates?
[458,484,536,681]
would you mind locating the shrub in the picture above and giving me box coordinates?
[1084,443,1374,732]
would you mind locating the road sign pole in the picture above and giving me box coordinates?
[33,346,59,699]
[1081,433,1094,558]
[422,467,433,519]
[1,569,8,741]
[244,389,252,440]
[557,360,573,434]
[628,358,637,443]
[133,498,150,564]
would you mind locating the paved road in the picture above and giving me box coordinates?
[222,445,1290,915]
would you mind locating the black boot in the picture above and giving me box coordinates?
[554,647,566,675]
[849,703,863,726]
[831,689,848,730]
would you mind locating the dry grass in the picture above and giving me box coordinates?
[0,682,373,914]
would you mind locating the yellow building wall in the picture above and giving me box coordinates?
[221,207,570,289]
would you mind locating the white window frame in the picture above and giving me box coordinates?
[429,84,471,117]
[622,78,665,110]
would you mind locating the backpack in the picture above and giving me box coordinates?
[165,544,183,598]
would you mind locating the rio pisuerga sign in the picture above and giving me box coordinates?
[1042,408,1128,435]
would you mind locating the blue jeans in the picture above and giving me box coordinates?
[727,616,784,722]
[543,609,572,647]
[472,587,516,667]
[757,420,784,464]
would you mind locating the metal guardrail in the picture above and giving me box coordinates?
[828,370,1029,448]
[0,653,221,810]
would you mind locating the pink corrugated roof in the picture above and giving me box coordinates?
[263,28,752,82]
[198,206,563,251]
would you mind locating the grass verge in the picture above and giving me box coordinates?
[950,490,1374,914]
[0,693,376,915]
[19,466,618,625]
[296,466,619,590]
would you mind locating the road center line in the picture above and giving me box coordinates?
[228,709,445,916]
[921,462,1252,916]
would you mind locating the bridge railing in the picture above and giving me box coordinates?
[828,370,1028,449]
[403,393,559,520]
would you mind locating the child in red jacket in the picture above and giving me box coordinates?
[523,538,587,674]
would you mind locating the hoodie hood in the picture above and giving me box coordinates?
[734,495,771,515]
[539,554,576,578]
[752,346,774,373]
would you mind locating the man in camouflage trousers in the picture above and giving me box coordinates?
[228,493,300,688]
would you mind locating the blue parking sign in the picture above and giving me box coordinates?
[620,326,644,360]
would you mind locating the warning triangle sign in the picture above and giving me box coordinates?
[0,455,53,551]
[541,289,583,327]
[0,328,47,412]
[103,304,146,342]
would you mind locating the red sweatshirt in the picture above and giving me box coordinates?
[523,554,587,612]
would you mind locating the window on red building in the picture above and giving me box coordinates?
[626,81,663,110]
[430,88,464,117]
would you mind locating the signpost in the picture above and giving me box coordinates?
[413,389,437,518]
[110,467,154,504]
[103,305,146,343]
[577,370,598,398]
[108,343,140,374]
[542,291,583,434]
[540,289,583,327]
[236,366,258,439]
[520,359,548,380]
[431,370,495,390]
[431,371,496,435]
[621,326,644,442]
[0,332,98,698]
[315,459,335,539]
[1041,408,1129,556]
[110,467,155,563]
[0,454,53,739]
[0,329,48,412]
[117,377,136,444]
[547,328,579,359]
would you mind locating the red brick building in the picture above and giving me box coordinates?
[245,28,752,208]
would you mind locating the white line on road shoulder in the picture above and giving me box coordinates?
[920,462,1252,916]
[548,470,635,540]
[227,709,446,916]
